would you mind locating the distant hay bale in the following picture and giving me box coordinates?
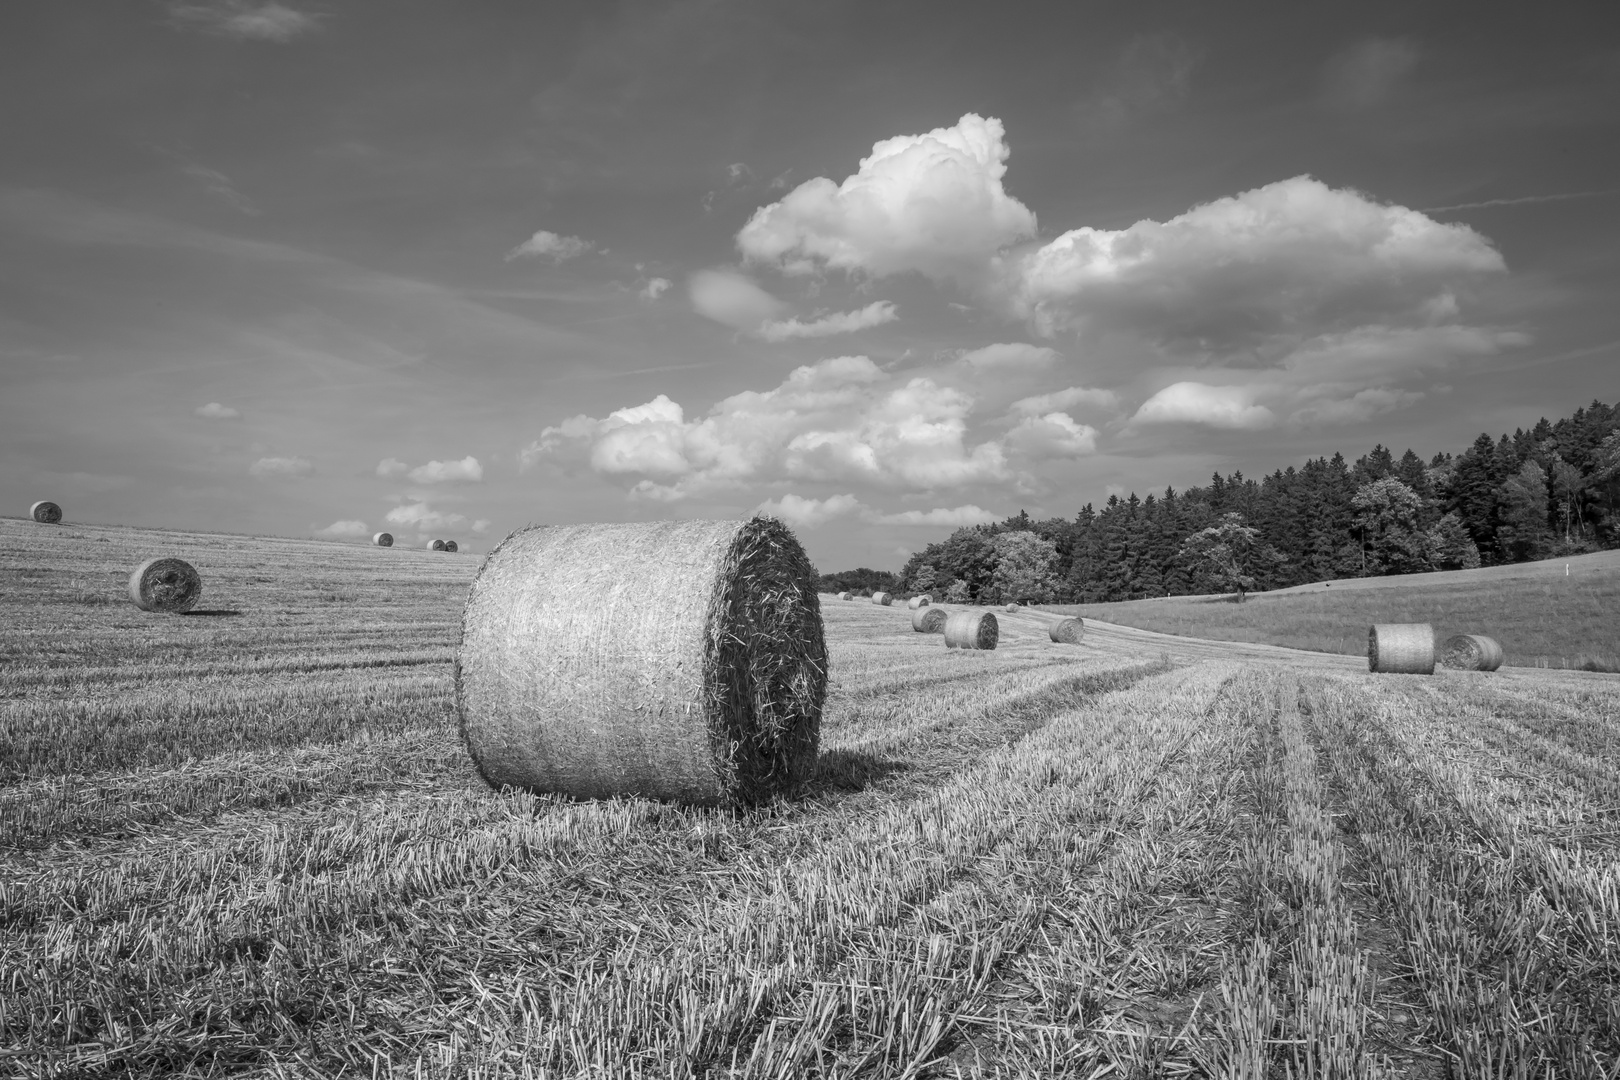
[912,606,948,633]
[907,594,932,609]
[372,532,394,547]
[1049,617,1084,644]
[1440,634,1504,672]
[871,591,893,606]
[1368,623,1435,674]
[444,540,459,553]
[30,501,62,524]
[1005,603,1020,613]
[944,610,998,650]
[838,591,852,601]
[128,557,201,613]
[427,539,447,551]
[457,518,826,806]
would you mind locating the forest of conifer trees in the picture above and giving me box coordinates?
[875,398,1620,604]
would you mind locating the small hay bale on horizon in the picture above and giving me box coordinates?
[871,591,893,606]
[911,605,947,633]
[128,557,202,613]
[1368,623,1434,674]
[444,540,459,553]
[1440,633,1504,672]
[30,501,62,524]
[1049,617,1084,644]
[457,517,827,806]
[427,539,447,551]
[373,532,394,547]
[945,610,997,650]
[1005,603,1020,613]
[907,594,932,609]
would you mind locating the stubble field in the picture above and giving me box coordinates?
[2,517,1619,1078]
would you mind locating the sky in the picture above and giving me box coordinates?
[2,1,1617,570]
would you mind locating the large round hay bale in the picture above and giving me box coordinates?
[1440,634,1504,672]
[871,591,893,606]
[30,501,62,524]
[427,539,447,551]
[373,532,394,547]
[457,518,826,806]
[444,540,459,553]
[907,594,931,609]
[128,557,201,613]
[945,610,998,650]
[1368,623,1434,674]
[838,591,852,601]
[911,606,948,633]
[1049,617,1084,644]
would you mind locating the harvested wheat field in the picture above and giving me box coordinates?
[3,517,1619,1078]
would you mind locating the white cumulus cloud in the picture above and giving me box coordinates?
[958,342,1059,371]
[1009,386,1120,416]
[385,502,467,531]
[194,402,240,419]
[688,269,787,331]
[640,277,672,300]
[250,455,313,478]
[1004,412,1099,458]
[865,505,999,527]
[753,493,863,530]
[407,456,483,484]
[758,301,899,342]
[318,519,369,538]
[376,457,409,478]
[1132,383,1276,430]
[506,230,595,263]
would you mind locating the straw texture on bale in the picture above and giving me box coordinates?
[444,540,459,553]
[128,557,202,613]
[907,594,931,609]
[1368,623,1435,674]
[871,591,893,606]
[372,532,393,547]
[911,605,948,633]
[1049,617,1084,644]
[457,517,826,806]
[427,539,447,551]
[944,610,998,650]
[29,501,62,524]
[1440,633,1504,672]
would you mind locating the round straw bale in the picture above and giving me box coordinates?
[128,557,201,613]
[372,531,393,547]
[871,591,893,606]
[1440,633,1504,672]
[838,591,852,601]
[457,518,826,806]
[907,594,932,609]
[1005,603,1020,613]
[1368,623,1435,674]
[427,539,446,551]
[444,540,459,553]
[1049,617,1084,644]
[911,605,948,633]
[30,501,62,524]
[944,610,998,650]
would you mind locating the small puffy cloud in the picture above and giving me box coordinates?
[1004,412,1099,458]
[318,519,369,538]
[640,277,672,300]
[506,230,594,263]
[376,457,409,478]
[250,455,313,478]
[194,402,240,419]
[169,1,319,41]
[753,493,862,530]
[385,502,467,531]
[758,301,898,342]
[1010,386,1119,416]
[737,113,1037,282]
[1322,37,1420,110]
[407,456,483,484]
[688,269,787,331]
[958,342,1059,372]
[866,505,998,527]
[471,518,493,535]
[1132,383,1276,430]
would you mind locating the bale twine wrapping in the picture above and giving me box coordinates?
[1368,623,1435,674]
[128,557,202,613]
[427,539,446,551]
[373,532,394,547]
[1440,634,1504,672]
[444,540,459,553]
[1049,617,1084,644]
[457,518,826,806]
[911,606,948,633]
[30,501,63,524]
[907,594,932,609]
[944,610,998,650]
[871,591,893,606]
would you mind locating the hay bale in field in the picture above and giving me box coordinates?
[444,540,459,553]
[911,605,947,633]
[30,501,62,524]
[907,594,931,609]
[128,557,202,613]
[1005,603,1020,613]
[427,539,447,551]
[457,517,826,806]
[1368,623,1434,674]
[1049,617,1084,645]
[944,610,997,650]
[1440,634,1504,672]
[871,591,893,606]
[372,532,394,547]
[837,591,852,601]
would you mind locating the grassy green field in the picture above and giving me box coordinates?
[4,518,1620,1077]
[1053,555,1620,672]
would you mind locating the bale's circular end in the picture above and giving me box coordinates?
[911,606,948,633]
[907,594,932,609]
[372,532,394,547]
[30,501,62,524]
[945,610,998,650]
[1440,633,1504,672]
[871,591,893,606]
[427,539,447,551]
[444,540,459,553]
[1049,617,1084,644]
[457,518,827,806]
[1368,623,1435,674]
[128,557,202,613]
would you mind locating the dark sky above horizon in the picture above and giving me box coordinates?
[3,1,1616,568]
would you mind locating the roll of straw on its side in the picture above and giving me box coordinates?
[1440,634,1504,671]
[128,558,202,613]
[837,591,851,601]
[907,594,931,609]
[1368,623,1435,674]
[871,591,893,606]
[30,501,62,524]
[911,606,947,633]
[945,610,998,650]
[457,518,827,806]
[444,540,459,553]
[1049,617,1084,644]
[373,532,394,547]
[1005,603,1020,613]
[427,539,446,551]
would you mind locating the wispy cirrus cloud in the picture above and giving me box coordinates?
[169,1,320,42]
[757,301,898,342]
